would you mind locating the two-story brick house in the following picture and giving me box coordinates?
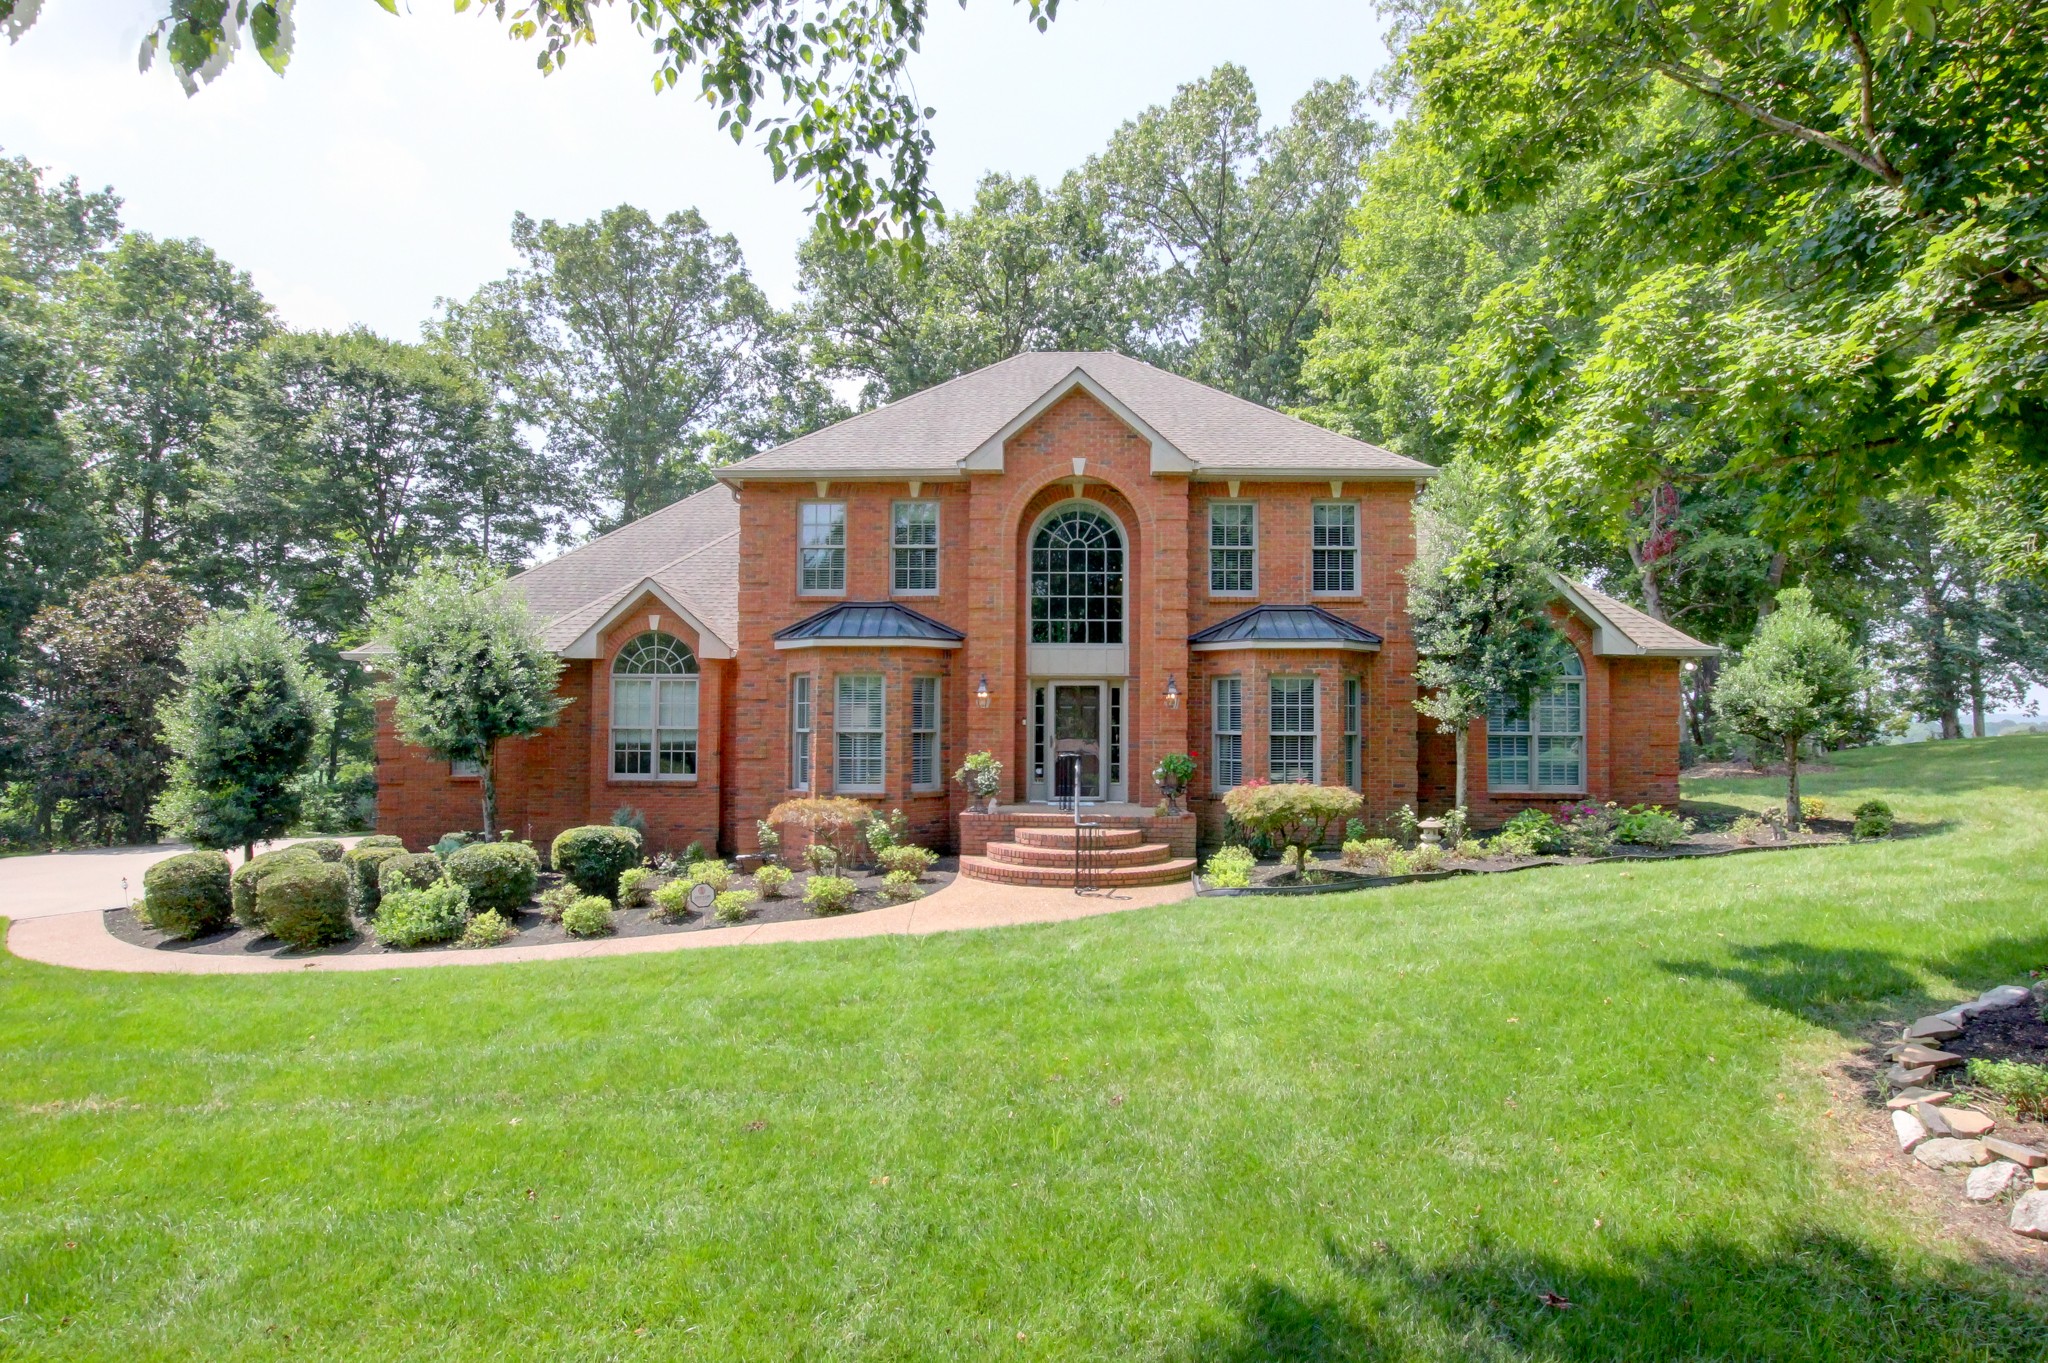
[367,352,1713,885]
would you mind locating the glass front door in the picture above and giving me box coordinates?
[1051,683,1103,802]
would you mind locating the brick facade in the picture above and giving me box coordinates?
[372,376,1691,858]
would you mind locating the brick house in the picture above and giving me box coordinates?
[366,353,1713,885]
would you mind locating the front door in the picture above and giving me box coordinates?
[1051,683,1103,803]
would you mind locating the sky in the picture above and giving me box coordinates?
[0,0,1393,336]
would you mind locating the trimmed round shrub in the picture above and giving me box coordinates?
[803,874,857,915]
[1201,845,1256,889]
[616,866,660,907]
[649,879,692,922]
[444,841,539,916]
[373,880,470,949]
[142,850,232,939]
[354,834,405,851]
[879,869,922,902]
[295,839,347,862]
[550,824,643,898]
[1852,798,1895,840]
[256,862,353,949]
[713,888,757,923]
[342,844,406,918]
[538,883,580,922]
[753,863,793,899]
[875,844,937,878]
[377,851,446,900]
[231,845,320,926]
[686,859,735,892]
[560,895,615,938]
[458,909,517,948]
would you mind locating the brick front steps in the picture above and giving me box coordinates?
[958,852,1199,888]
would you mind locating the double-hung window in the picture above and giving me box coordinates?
[910,676,941,790]
[835,674,884,792]
[799,502,847,594]
[1212,678,1243,790]
[1343,678,1362,790]
[1312,502,1359,594]
[790,673,813,791]
[1208,502,1257,595]
[892,501,939,594]
[611,633,699,779]
[1486,652,1585,791]
[1269,677,1318,783]
[451,757,481,778]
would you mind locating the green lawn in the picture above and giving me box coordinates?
[6,740,2048,1360]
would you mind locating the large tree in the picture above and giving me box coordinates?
[4,0,1067,247]
[1082,64,1379,407]
[59,233,273,568]
[441,206,834,529]
[8,565,204,844]
[1387,0,2048,527]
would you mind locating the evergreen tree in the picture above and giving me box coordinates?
[154,600,330,857]
[1713,588,1867,825]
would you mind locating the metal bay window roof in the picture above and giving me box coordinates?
[772,601,967,650]
[1188,605,1384,652]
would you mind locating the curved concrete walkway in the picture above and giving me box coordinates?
[5,872,1195,975]
[0,836,361,921]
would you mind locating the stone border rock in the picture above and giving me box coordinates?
[1876,981,2048,1242]
[1192,835,1842,898]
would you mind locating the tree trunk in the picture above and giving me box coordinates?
[1453,724,1468,813]
[326,667,353,782]
[479,741,498,841]
[1941,708,1961,740]
[1970,660,1986,738]
[1784,736,1801,828]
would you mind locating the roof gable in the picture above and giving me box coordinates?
[1552,575,1718,657]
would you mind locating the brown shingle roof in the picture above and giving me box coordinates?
[717,351,1436,479]
[1556,576,1719,657]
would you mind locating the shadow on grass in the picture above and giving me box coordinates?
[1175,1230,2046,1361]
[1658,936,2047,1036]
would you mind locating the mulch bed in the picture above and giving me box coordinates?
[1945,1001,2048,1068]
[107,859,958,959]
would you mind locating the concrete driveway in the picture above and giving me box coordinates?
[0,838,361,921]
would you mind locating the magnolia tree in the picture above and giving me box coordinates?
[153,600,330,859]
[1407,467,1572,810]
[369,563,563,839]
[1713,587,1866,826]
[1220,782,1362,875]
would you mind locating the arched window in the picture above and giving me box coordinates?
[1486,650,1584,792]
[612,632,699,779]
[1030,505,1124,645]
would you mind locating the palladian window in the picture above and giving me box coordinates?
[1486,651,1585,792]
[1030,505,1124,645]
[611,632,699,779]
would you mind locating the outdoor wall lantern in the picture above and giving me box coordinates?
[1163,673,1181,708]
[976,675,992,708]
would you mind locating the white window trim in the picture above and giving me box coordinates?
[610,675,700,783]
[790,672,813,792]
[1310,500,1361,598]
[891,500,941,597]
[1212,677,1243,791]
[1486,662,1587,794]
[1207,500,1258,598]
[1343,677,1362,792]
[834,673,885,794]
[798,501,848,597]
[1268,675,1320,784]
[910,675,942,791]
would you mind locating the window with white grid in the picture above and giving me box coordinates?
[1269,677,1318,783]
[1343,677,1362,790]
[835,674,884,792]
[790,673,812,790]
[910,676,941,790]
[1212,677,1243,790]
[611,632,699,779]
[1487,651,1584,791]
[799,502,847,594]
[1208,502,1257,595]
[1312,502,1358,594]
[892,501,939,594]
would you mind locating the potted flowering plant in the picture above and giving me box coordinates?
[953,751,1005,812]
[1152,752,1197,814]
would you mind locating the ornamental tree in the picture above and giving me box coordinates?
[1220,781,1362,875]
[1407,466,1573,810]
[1712,588,1867,826]
[153,600,330,859]
[368,562,563,839]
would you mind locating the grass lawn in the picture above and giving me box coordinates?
[6,739,2048,1360]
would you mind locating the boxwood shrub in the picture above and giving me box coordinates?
[373,881,470,949]
[256,862,353,949]
[230,845,321,927]
[295,839,347,862]
[444,841,539,915]
[342,844,406,917]
[550,824,643,898]
[354,834,405,851]
[377,851,446,900]
[142,850,232,939]
[560,895,615,938]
